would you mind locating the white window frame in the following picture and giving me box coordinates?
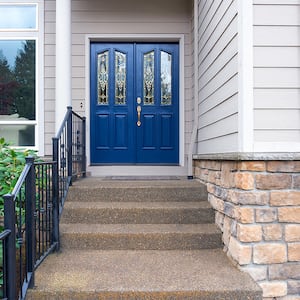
[0,1,44,155]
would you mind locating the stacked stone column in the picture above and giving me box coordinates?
[194,160,300,299]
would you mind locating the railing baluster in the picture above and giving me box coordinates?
[38,165,42,259]
[82,116,87,177]
[67,106,73,185]
[46,165,50,249]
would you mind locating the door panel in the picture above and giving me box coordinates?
[90,43,135,163]
[90,43,179,164]
[135,44,179,163]
[96,114,109,149]
[161,114,173,149]
[142,114,156,149]
[114,114,128,149]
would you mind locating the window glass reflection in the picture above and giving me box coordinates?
[115,51,127,105]
[0,5,37,29]
[97,51,109,105]
[0,40,36,121]
[0,124,35,146]
[143,51,155,105]
[161,51,172,106]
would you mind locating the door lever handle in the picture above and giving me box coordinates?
[137,105,141,127]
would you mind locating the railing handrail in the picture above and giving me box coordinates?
[35,160,56,165]
[0,229,11,240]
[10,159,32,197]
[55,106,72,138]
[72,109,85,121]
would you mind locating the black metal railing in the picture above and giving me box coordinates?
[1,107,86,299]
[2,157,54,300]
[53,106,86,213]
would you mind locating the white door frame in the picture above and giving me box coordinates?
[85,34,186,176]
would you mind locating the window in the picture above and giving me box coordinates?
[0,2,42,149]
[0,5,37,29]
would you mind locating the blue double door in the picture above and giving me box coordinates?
[90,43,179,164]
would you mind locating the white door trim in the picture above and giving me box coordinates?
[84,34,186,176]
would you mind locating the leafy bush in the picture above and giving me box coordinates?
[0,137,38,216]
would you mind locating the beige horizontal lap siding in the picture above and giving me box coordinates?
[253,0,300,148]
[44,0,56,155]
[71,0,193,154]
[197,0,239,154]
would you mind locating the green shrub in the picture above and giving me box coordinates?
[0,137,38,216]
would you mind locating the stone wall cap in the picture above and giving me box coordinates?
[193,152,300,161]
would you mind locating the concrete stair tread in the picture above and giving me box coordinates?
[67,179,208,202]
[62,201,211,210]
[27,249,261,299]
[60,223,221,234]
[71,178,204,188]
[60,201,215,225]
[60,223,222,250]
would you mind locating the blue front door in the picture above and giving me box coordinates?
[90,43,179,164]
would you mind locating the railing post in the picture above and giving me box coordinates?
[53,137,59,168]
[52,137,60,249]
[52,160,60,251]
[4,194,17,300]
[82,116,87,177]
[67,106,73,184]
[25,156,36,288]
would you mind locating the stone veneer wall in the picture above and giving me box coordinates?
[194,160,300,300]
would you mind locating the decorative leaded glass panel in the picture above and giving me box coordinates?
[143,51,155,105]
[115,51,126,105]
[161,51,172,106]
[97,51,109,105]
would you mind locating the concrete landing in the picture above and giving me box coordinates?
[27,249,261,300]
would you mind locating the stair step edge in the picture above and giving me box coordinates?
[62,201,212,209]
[60,223,221,234]
[27,290,262,300]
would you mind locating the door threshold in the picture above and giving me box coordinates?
[99,176,183,181]
[87,165,188,177]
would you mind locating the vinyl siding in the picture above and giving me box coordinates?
[253,0,300,151]
[196,0,239,154]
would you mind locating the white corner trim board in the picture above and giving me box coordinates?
[237,0,254,153]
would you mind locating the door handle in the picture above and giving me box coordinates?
[137,105,141,127]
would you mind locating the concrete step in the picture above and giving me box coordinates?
[26,249,262,300]
[67,179,208,202]
[60,201,215,224]
[60,223,222,250]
